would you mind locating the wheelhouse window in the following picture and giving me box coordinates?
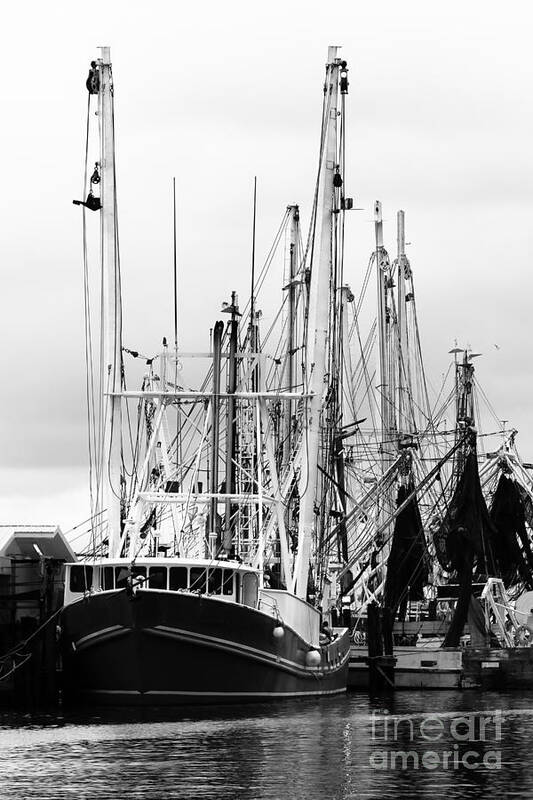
[115,566,130,589]
[163,566,236,596]
[222,570,234,595]
[189,568,206,593]
[70,565,93,593]
[102,566,114,591]
[169,567,188,590]
[148,566,167,590]
[207,568,223,595]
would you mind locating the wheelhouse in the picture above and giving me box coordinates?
[64,559,261,608]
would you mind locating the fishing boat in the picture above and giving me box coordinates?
[60,47,352,705]
[335,204,533,689]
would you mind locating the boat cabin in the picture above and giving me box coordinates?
[63,558,261,608]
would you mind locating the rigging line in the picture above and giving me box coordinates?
[474,376,505,428]
[126,398,144,508]
[82,91,104,554]
[345,470,446,583]
[180,401,212,536]
[122,373,138,481]
[300,86,332,361]
[301,76,330,273]
[353,253,375,321]
[410,291,432,419]
[94,94,107,554]
[431,385,457,431]
[327,455,403,548]
[429,362,453,421]
[473,388,482,439]
[255,209,292,297]
[82,92,96,537]
[342,434,470,572]
[296,87,333,439]
[261,295,290,352]
[240,208,292,331]
[351,428,383,483]
[105,368,122,504]
[350,318,377,396]
[168,397,209,452]
[340,313,358,423]
[351,305,380,436]
[100,78,126,530]
[64,507,107,538]
[67,520,108,549]
[109,87,125,512]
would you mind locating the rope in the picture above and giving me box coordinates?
[0,606,63,665]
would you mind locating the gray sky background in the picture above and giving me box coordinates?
[1,0,532,533]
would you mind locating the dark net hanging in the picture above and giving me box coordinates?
[433,449,498,646]
[383,481,429,621]
[434,450,497,576]
[490,473,533,589]
[518,483,533,531]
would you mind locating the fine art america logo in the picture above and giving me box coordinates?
[370,711,502,771]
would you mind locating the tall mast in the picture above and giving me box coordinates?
[99,46,123,557]
[396,210,407,437]
[249,177,258,390]
[287,204,299,395]
[208,321,224,555]
[454,349,476,480]
[283,204,300,466]
[293,46,342,598]
[223,292,240,553]
[375,200,396,568]
[375,200,389,452]
[335,286,354,582]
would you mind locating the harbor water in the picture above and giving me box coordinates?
[2,691,533,799]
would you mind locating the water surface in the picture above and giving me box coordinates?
[1,691,533,799]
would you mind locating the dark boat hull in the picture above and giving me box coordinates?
[60,590,349,705]
[461,646,533,689]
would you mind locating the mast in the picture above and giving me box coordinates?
[375,200,389,452]
[293,46,342,598]
[99,47,123,557]
[223,293,240,553]
[396,210,408,438]
[375,200,397,571]
[336,285,355,577]
[454,349,476,481]
[283,204,300,466]
[208,321,224,555]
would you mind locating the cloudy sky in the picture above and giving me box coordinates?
[1,0,532,535]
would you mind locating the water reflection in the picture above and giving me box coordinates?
[0,693,533,798]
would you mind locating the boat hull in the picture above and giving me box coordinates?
[461,647,533,690]
[60,590,349,705]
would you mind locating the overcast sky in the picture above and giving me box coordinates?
[1,0,532,534]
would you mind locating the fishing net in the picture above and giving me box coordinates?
[433,448,498,647]
[490,473,533,589]
[383,481,429,621]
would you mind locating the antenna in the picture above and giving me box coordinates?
[172,176,178,354]
[172,177,180,482]
[250,176,257,327]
